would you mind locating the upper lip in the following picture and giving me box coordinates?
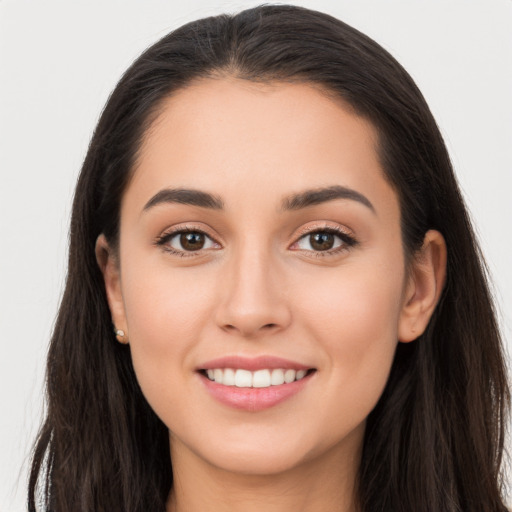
[198,355,313,372]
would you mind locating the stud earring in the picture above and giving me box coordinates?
[113,326,128,344]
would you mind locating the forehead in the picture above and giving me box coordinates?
[138,78,376,162]
[126,78,396,218]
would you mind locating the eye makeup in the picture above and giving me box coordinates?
[154,222,359,259]
[154,223,220,258]
[289,224,358,258]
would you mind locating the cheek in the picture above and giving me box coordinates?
[295,261,404,418]
[119,260,217,413]
[122,255,216,337]
[299,259,403,341]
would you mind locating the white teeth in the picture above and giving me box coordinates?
[296,369,307,380]
[223,368,236,386]
[284,369,296,383]
[205,368,310,388]
[213,368,223,383]
[235,369,252,387]
[253,369,271,388]
[271,369,285,385]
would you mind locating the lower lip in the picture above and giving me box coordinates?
[199,372,314,412]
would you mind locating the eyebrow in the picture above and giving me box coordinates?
[142,185,375,214]
[280,185,375,213]
[143,188,224,211]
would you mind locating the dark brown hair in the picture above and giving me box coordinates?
[29,5,510,511]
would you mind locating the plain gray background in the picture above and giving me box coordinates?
[1,1,511,510]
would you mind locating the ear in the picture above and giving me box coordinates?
[95,234,127,336]
[398,229,447,343]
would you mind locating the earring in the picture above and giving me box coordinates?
[113,326,128,344]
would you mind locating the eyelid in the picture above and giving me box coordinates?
[289,222,358,257]
[154,221,358,258]
[154,224,222,257]
[293,222,355,239]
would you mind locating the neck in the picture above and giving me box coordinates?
[166,426,363,512]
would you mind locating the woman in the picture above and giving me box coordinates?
[28,4,509,511]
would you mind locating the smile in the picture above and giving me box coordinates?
[198,356,316,411]
[204,368,310,388]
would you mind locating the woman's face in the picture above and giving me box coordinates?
[101,78,426,476]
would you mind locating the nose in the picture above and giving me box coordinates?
[214,244,292,339]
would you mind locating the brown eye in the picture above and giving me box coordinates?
[309,232,335,251]
[180,232,206,251]
[292,228,357,255]
[157,229,219,254]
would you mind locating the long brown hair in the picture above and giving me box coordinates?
[29,5,510,511]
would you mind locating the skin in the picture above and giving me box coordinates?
[96,78,446,512]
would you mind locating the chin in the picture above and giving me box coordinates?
[203,445,310,476]
[175,421,364,478]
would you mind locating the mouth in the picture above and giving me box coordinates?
[199,367,316,388]
[197,356,317,411]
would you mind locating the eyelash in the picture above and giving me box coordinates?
[292,225,358,258]
[154,224,217,258]
[154,224,358,259]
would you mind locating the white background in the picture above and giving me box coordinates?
[1,1,511,510]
